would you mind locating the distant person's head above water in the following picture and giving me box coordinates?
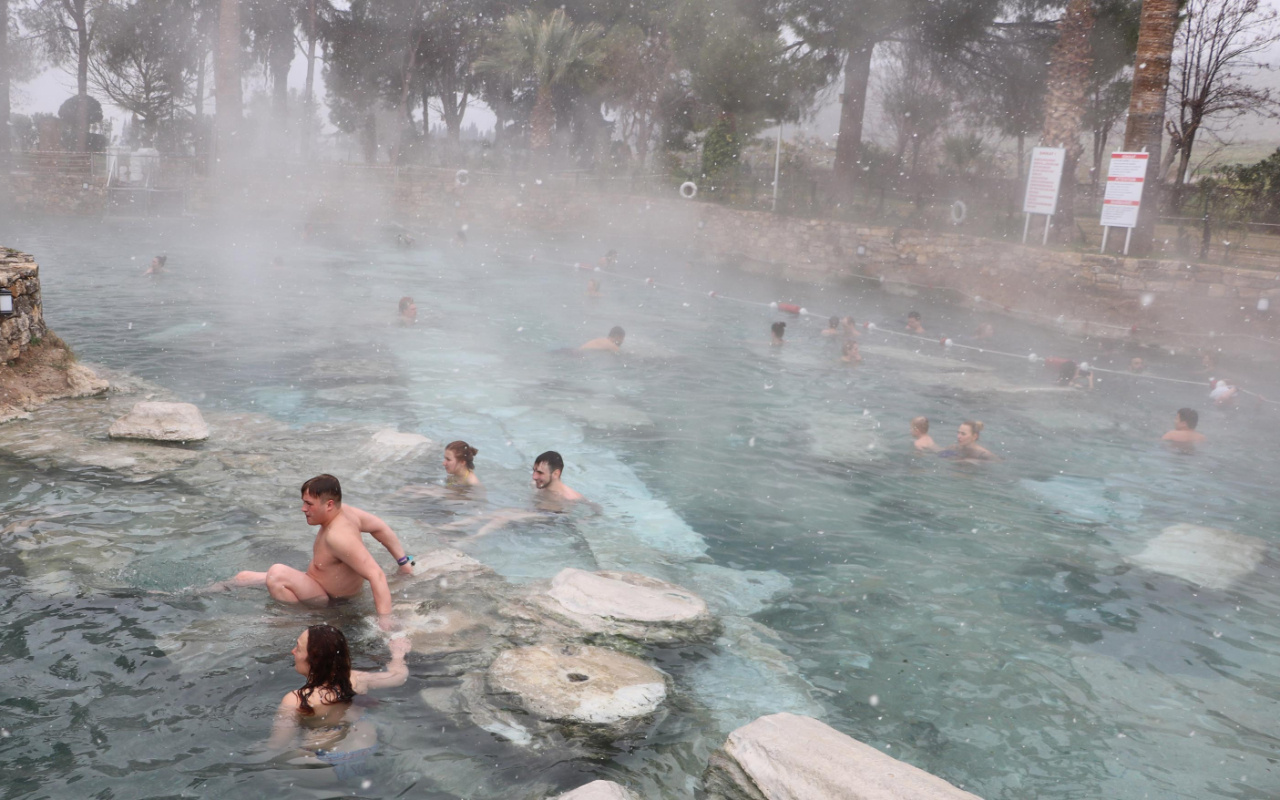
[1177,408,1199,430]
[1130,356,1146,373]
[1057,360,1078,385]
[906,311,924,334]
[398,296,417,324]
[771,321,786,345]
[911,416,937,451]
[823,316,840,335]
[1163,407,1206,444]
[145,254,167,275]
[581,326,625,352]
[444,440,480,486]
[841,338,861,363]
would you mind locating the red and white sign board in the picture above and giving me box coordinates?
[1100,152,1150,228]
[1023,147,1067,215]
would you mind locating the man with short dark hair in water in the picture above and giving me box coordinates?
[397,296,417,326]
[906,311,925,334]
[1162,408,1206,443]
[821,316,841,337]
[219,475,412,628]
[532,450,584,504]
[581,326,625,353]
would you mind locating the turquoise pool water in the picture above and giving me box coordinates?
[2,215,1278,799]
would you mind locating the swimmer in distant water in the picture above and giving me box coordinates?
[1129,356,1146,374]
[906,311,925,335]
[771,321,787,346]
[1209,378,1238,406]
[533,450,584,506]
[268,624,410,773]
[397,296,417,326]
[599,249,618,268]
[1162,407,1206,444]
[581,326,625,352]
[939,420,996,461]
[587,278,602,298]
[973,322,994,340]
[453,226,468,246]
[394,232,415,248]
[144,254,167,275]
[444,440,481,488]
[911,416,938,452]
[1057,360,1094,390]
[840,316,860,338]
[822,316,841,337]
[841,339,862,364]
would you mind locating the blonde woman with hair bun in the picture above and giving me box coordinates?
[941,420,997,461]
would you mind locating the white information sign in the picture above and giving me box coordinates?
[1023,147,1067,216]
[1099,152,1150,229]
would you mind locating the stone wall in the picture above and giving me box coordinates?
[8,171,108,216]
[0,249,47,362]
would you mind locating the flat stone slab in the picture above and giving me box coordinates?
[551,781,641,800]
[487,644,666,725]
[1128,523,1267,591]
[108,401,209,442]
[365,429,433,459]
[704,713,983,800]
[534,568,718,643]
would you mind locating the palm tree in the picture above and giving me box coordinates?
[477,8,602,152]
[1040,0,1095,242]
[1120,0,1180,254]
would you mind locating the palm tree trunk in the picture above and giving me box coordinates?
[1121,0,1179,255]
[1039,0,1094,243]
[302,0,316,159]
[832,38,875,197]
[76,0,89,153]
[214,0,243,169]
[0,0,11,189]
[530,84,554,152]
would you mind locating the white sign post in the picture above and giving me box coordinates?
[1099,151,1150,255]
[1022,147,1067,246]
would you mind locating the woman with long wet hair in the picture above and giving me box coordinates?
[269,624,410,778]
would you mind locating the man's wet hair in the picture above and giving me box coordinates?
[1177,408,1199,429]
[609,326,625,341]
[911,416,929,433]
[535,451,564,475]
[907,310,921,320]
[301,474,342,504]
[771,321,786,337]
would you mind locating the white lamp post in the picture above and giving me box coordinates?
[765,119,783,212]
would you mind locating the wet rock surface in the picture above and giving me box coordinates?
[109,401,210,442]
[531,568,718,644]
[703,713,984,800]
[551,780,641,800]
[1128,523,1268,591]
[487,644,667,725]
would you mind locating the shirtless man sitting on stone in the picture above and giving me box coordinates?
[218,474,413,628]
[1162,408,1206,444]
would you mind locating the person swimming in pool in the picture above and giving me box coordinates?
[218,475,412,630]
[586,278,602,298]
[532,450,584,506]
[841,339,862,364]
[839,316,860,338]
[144,254,167,275]
[268,624,410,778]
[1162,407,1206,444]
[770,321,786,346]
[444,440,482,488]
[906,311,925,335]
[397,296,417,326]
[581,326,625,353]
[821,316,841,337]
[939,420,996,461]
[910,416,938,452]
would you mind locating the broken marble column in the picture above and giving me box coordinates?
[550,780,641,800]
[530,568,718,644]
[108,401,209,442]
[487,643,666,728]
[703,713,983,800]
